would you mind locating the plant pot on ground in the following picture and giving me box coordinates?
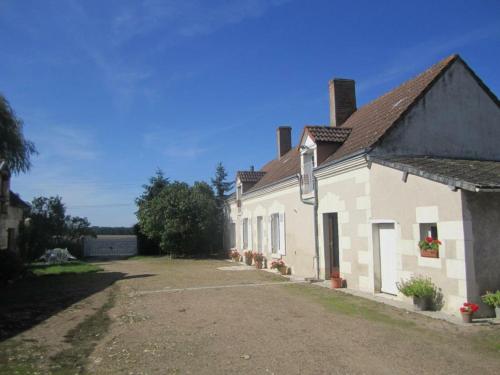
[331,268,343,289]
[460,302,479,323]
[397,276,437,311]
[270,259,287,275]
[481,290,500,319]
[230,250,241,262]
[253,253,265,270]
[243,251,253,266]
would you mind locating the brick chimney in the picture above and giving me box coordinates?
[329,78,356,127]
[276,126,292,159]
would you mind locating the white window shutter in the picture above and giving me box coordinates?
[278,212,286,255]
[240,221,244,250]
[267,216,272,253]
[248,217,253,250]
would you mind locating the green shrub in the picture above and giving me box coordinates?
[0,250,25,283]
[397,276,437,298]
[481,291,500,307]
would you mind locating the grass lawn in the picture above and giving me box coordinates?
[29,261,103,276]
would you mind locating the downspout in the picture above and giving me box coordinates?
[297,173,320,280]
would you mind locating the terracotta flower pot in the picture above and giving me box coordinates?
[331,277,342,289]
[461,312,473,323]
[279,266,287,275]
[420,248,439,258]
[255,261,263,269]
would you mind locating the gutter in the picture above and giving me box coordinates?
[297,173,320,280]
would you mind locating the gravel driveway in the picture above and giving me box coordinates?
[84,257,499,375]
[2,257,498,374]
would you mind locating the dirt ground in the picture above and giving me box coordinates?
[1,257,500,374]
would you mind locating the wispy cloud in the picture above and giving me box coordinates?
[358,24,500,94]
[111,0,291,44]
[33,125,100,161]
[143,123,244,160]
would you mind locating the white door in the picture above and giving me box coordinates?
[379,224,398,295]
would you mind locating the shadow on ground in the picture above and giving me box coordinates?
[0,271,153,342]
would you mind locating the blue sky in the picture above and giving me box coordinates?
[2,0,500,226]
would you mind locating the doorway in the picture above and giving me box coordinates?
[323,213,339,279]
[377,223,398,295]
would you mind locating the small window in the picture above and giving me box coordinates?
[420,223,438,240]
[419,223,440,258]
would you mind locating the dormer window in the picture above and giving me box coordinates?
[299,134,317,195]
[302,151,315,194]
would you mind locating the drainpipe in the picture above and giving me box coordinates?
[297,173,320,280]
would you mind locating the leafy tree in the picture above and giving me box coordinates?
[19,195,96,260]
[136,177,220,257]
[0,94,37,174]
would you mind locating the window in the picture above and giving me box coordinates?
[256,216,263,253]
[242,218,248,249]
[270,213,280,254]
[302,152,314,194]
[420,223,438,240]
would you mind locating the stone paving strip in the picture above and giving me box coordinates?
[130,280,306,296]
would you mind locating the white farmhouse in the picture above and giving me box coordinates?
[224,54,500,317]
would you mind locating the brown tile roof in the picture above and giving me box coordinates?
[247,147,301,192]
[237,170,266,183]
[370,156,500,191]
[325,54,459,163]
[304,126,352,143]
[243,54,475,194]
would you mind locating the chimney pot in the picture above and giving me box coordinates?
[329,78,356,127]
[276,126,292,159]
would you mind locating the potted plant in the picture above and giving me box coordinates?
[253,253,265,269]
[481,290,500,319]
[230,250,240,262]
[230,250,239,261]
[243,251,253,266]
[331,268,342,288]
[270,259,287,275]
[460,302,479,323]
[397,276,436,311]
[419,236,441,258]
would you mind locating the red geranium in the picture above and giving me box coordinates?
[425,236,433,243]
[459,302,479,314]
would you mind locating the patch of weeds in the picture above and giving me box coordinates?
[286,284,416,329]
[0,339,48,375]
[29,262,103,276]
[470,328,500,353]
[49,287,117,374]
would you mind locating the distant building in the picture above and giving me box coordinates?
[225,54,500,317]
[0,161,30,252]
